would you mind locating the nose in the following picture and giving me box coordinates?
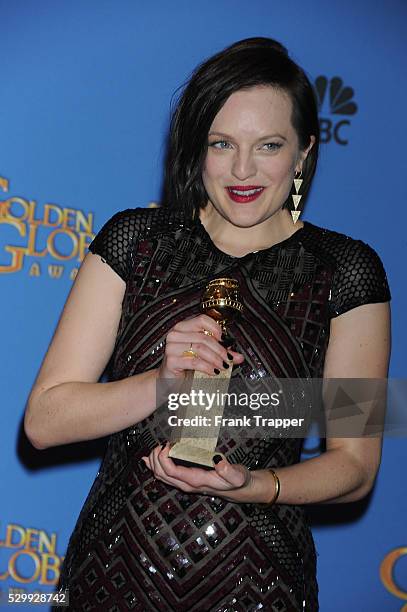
[231,149,257,181]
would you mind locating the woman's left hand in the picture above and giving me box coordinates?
[141,442,252,498]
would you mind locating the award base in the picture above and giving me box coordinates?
[168,366,232,469]
[169,440,226,469]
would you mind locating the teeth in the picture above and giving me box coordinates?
[230,188,263,196]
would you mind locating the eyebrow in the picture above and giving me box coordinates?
[208,131,287,141]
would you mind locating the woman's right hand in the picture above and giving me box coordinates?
[157,314,244,379]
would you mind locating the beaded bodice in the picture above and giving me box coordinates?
[57,207,390,611]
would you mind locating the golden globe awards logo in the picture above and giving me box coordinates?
[0,175,95,278]
[0,523,64,586]
[314,76,358,146]
[380,546,407,610]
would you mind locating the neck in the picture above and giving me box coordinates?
[199,204,303,258]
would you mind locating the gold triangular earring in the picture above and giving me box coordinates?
[291,171,303,224]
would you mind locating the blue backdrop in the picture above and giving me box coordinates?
[1,1,406,610]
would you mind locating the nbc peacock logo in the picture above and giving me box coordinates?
[314,76,358,146]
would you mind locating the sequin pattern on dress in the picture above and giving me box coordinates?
[55,207,390,612]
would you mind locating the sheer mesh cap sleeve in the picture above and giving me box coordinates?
[88,208,142,282]
[329,239,391,318]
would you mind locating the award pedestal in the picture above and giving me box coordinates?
[168,365,233,469]
[168,277,242,469]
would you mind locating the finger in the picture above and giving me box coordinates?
[150,445,199,492]
[155,447,246,494]
[225,349,245,364]
[165,335,244,375]
[148,447,249,494]
[182,340,229,371]
[166,332,230,366]
[157,448,230,489]
[164,336,224,375]
[142,456,152,470]
[211,456,250,488]
[171,314,222,339]
[154,471,197,492]
[149,445,163,477]
[164,352,223,377]
[154,443,177,479]
[156,445,206,484]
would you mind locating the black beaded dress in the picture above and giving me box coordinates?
[57,207,391,612]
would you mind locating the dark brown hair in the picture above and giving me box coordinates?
[161,37,319,218]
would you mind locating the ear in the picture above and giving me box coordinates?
[296,135,316,173]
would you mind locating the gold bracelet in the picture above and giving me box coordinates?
[266,468,280,505]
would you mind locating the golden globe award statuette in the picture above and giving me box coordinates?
[169,278,243,469]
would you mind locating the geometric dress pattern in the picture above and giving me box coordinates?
[55,207,391,611]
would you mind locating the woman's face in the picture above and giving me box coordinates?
[202,85,313,228]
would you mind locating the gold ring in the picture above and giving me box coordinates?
[182,343,198,359]
[203,329,214,337]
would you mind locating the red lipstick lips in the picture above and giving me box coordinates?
[226,185,265,203]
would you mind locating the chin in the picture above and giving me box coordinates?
[226,215,266,229]
[225,206,274,228]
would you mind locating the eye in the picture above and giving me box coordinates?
[208,140,232,149]
[261,142,283,151]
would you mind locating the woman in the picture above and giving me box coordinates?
[25,38,391,611]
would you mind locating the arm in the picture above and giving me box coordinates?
[25,252,242,450]
[24,252,160,449]
[264,300,391,505]
[145,300,391,504]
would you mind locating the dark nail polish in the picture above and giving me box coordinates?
[214,368,220,375]
[227,352,233,360]
[220,332,233,349]
[222,361,229,369]
[213,454,223,464]
[161,442,166,450]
